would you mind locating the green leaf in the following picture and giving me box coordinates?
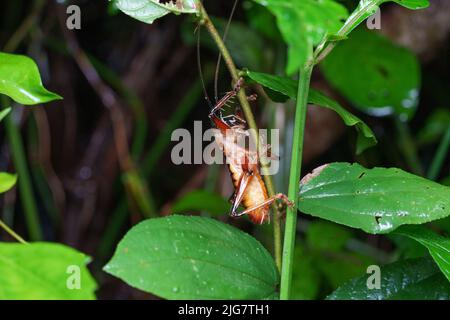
[245,70,377,154]
[0,52,62,105]
[0,172,17,193]
[245,70,295,102]
[104,215,279,299]
[252,0,348,74]
[337,0,429,37]
[172,190,231,216]
[0,242,97,299]
[327,258,450,300]
[391,0,429,9]
[114,0,199,24]
[321,29,420,120]
[244,2,281,41]
[298,162,450,234]
[0,107,10,122]
[394,225,450,282]
[306,221,352,252]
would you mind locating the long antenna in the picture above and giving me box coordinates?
[196,24,213,108]
[214,0,239,102]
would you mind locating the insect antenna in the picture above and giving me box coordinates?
[213,0,239,103]
[196,20,213,109]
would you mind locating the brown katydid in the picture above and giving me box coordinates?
[208,78,293,224]
[197,0,292,223]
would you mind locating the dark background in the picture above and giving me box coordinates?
[0,0,449,299]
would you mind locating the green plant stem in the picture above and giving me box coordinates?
[394,117,424,176]
[0,219,27,244]
[2,99,42,240]
[427,128,450,181]
[1,0,46,241]
[280,62,313,300]
[199,3,283,270]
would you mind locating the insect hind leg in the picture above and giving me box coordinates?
[230,193,294,223]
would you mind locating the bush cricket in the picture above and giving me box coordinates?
[209,78,293,224]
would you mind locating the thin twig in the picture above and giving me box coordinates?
[199,3,284,270]
[0,219,28,244]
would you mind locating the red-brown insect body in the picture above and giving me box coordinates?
[230,162,270,224]
[208,78,292,224]
[211,113,270,224]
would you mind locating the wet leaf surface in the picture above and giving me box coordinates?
[114,0,198,24]
[104,215,279,299]
[252,0,348,74]
[298,162,450,233]
[327,258,450,300]
[0,52,61,105]
[394,225,450,281]
[0,243,96,299]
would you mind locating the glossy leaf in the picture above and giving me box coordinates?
[114,0,198,24]
[321,29,421,120]
[172,190,231,216]
[327,258,450,300]
[394,225,450,282]
[104,215,279,299]
[0,52,62,105]
[0,107,10,122]
[0,242,97,299]
[245,70,377,154]
[298,162,450,234]
[252,0,348,74]
[0,172,17,193]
